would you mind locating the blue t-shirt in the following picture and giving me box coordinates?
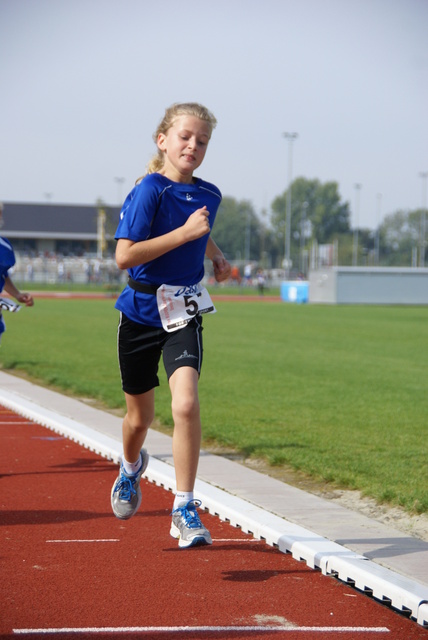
[0,237,16,336]
[115,173,222,327]
[0,237,15,293]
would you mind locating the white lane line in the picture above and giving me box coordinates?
[46,539,120,543]
[213,538,257,542]
[0,421,37,425]
[13,625,390,634]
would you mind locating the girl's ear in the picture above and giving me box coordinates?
[157,132,167,151]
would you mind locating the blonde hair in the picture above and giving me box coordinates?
[136,102,217,183]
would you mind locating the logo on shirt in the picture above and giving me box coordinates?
[186,194,193,201]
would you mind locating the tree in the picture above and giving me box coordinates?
[270,178,351,258]
[379,209,422,266]
[312,182,350,243]
[211,197,261,262]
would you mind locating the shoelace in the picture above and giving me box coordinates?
[174,499,203,529]
[114,473,137,501]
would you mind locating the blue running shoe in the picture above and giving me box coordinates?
[170,499,212,548]
[111,450,149,520]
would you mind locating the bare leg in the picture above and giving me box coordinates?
[111,388,155,520]
[169,367,201,492]
[122,389,155,463]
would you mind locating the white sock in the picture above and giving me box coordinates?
[122,455,142,475]
[173,491,194,510]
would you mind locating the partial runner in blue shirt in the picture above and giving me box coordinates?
[0,237,34,341]
[111,103,231,549]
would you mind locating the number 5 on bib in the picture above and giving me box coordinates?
[156,283,216,332]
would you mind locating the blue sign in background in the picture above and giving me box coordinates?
[281,281,309,304]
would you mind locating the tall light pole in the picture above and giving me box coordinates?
[97,207,106,259]
[419,172,428,268]
[352,183,362,267]
[245,209,251,263]
[283,132,298,277]
[300,201,308,274]
[375,193,382,266]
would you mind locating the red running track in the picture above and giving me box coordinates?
[1,406,426,640]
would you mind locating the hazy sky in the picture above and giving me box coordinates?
[1,0,427,229]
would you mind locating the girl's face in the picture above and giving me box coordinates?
[157,115,211,183]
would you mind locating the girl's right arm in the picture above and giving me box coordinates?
[3,276,34,306]
[116,206,211,270]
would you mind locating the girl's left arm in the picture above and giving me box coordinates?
[206,237,231,283]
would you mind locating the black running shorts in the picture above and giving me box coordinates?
[117,312,203,395]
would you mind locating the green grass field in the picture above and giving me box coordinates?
[1,294,427,514]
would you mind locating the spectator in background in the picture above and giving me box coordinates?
[256,268,266,296]
[230,264,241,285]
[244,263,252,285]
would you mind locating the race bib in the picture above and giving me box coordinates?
[156,283,216,332]
[0,297,21,312]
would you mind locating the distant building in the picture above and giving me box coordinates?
[0,202,120,256]
[308,266,428,305]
